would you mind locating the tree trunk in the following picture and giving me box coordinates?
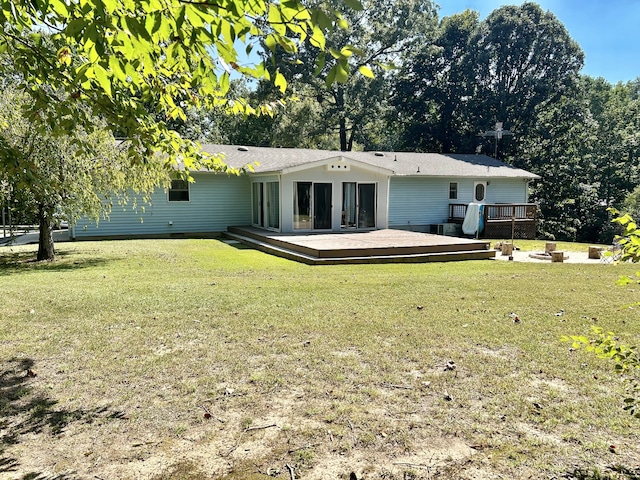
[335,86,349,152]
[37,205,55,261]
[347,122,356,152]
[339,116,348,152]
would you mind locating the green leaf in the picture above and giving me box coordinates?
[102,0,117,14]
[274,71,287,93]
[313,52,325,76]
[93,64,112,97]
[268,6,286,35]
[342,0,364,11]
[325,64,337,87]
[64,18,89,37]
[358,65,374,78]
[339,46,355,57]
[264,34,277,52]
[309,25,325,50]
[335,59,349,83]
[329,47,341,59]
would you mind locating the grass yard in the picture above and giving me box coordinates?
[1,238,640,480]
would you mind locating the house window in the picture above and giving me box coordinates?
[449,182,458,200]
[168,179,189,202]
[474,181,486,203]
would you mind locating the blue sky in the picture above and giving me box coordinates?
[436,0,640,84]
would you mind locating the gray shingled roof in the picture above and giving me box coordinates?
[200,144,540,179]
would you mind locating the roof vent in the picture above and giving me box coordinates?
[374,151,384,157]
[237,146,249,152]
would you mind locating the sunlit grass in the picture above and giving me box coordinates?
[1,239,639,479]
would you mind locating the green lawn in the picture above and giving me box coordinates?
[1,239,639,480]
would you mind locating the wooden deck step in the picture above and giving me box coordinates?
[223,229,496,265]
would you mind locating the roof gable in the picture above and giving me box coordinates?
[280,155,395,175]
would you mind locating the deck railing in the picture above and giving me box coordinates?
[448,203,537,239]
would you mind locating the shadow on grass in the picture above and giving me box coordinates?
[0,358,127,479]
[0,250,112,276]
[219,239,254,250]
[569,466,640,480]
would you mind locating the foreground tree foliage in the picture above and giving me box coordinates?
[0,87,167,260]
[0,0,356,168]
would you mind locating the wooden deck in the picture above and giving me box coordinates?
[225,226,496,265]
[449,203,537,239]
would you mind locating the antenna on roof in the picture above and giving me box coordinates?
[417,166,420,173]
[394,155,397,162]
[479,122,514,158]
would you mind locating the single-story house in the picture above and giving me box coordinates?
[70,144,540,239]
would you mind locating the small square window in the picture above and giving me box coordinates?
[449,182,458,200]
[169,179,189,202]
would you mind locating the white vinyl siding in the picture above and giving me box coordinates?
[73,173,251,237]
[388,177,530,229]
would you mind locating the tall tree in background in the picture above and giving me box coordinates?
[469,2,583,158]
[394,2,583,157]
[255,0,438,151]
[519,76,640,243]
[518,88,597,241]
[392,10,479,152]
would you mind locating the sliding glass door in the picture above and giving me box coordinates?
[293,182,312,230]
[252,182,264,227]
[253,181,280,230]
[266,182,279,229]
[313,183,332,230]
[293,182,332,230]
[341,182,376,229]
[358,183,376,228]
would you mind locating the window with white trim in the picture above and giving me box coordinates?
[449,182,458,200]
[168,179,190,202]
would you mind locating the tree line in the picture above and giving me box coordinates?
[178,1,640,244]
